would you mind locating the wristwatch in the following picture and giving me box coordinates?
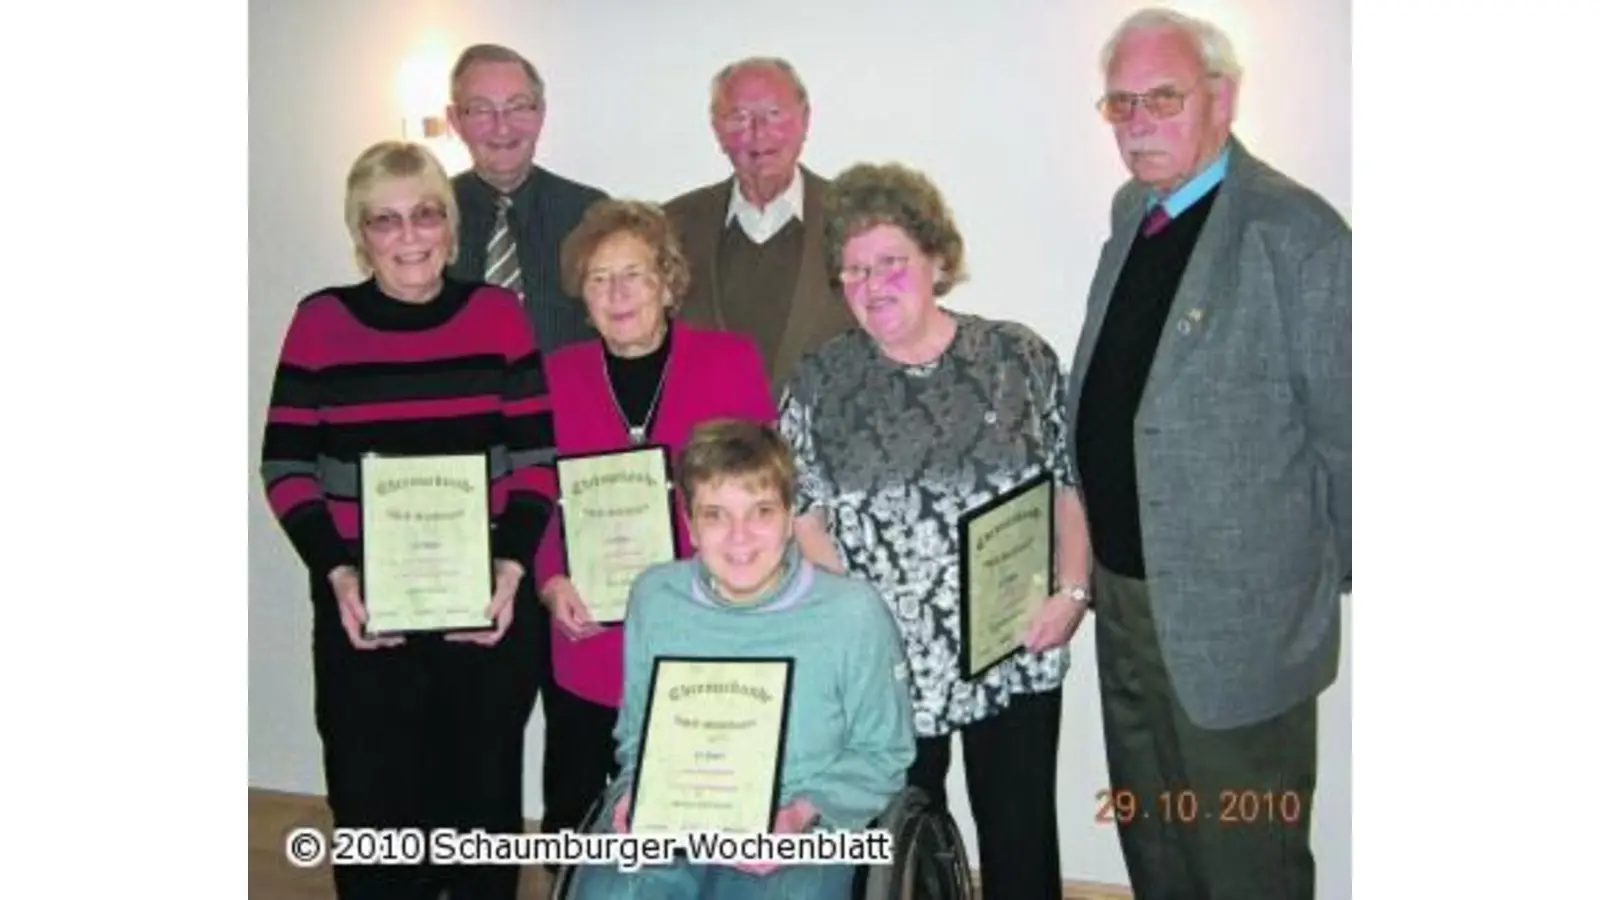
[1066,582,1093,609]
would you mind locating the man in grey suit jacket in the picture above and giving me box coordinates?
[1066,10,1350,898]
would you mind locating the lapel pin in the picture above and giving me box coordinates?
[1186,308,1205,322]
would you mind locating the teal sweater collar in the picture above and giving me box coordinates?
[691,542,814,613]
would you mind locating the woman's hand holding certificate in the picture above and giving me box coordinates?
[612,792,632,834]
[445,559,524,647]
[1021,592,1089,653]
[540,575,604,641]
[727,798,820,876]
[328,564,404,651]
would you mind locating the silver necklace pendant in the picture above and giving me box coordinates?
[605,339,669,449]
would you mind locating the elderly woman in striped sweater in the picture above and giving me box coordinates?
[258,139,553,900]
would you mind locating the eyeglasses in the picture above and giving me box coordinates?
[456,99,542,128]
[362,204,448,235]
[717,105,796,133]
[1096,83,1203,123]
[839,255,910,286]
[584,267,659,294]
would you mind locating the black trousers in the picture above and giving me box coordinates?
[907,687,1063,900]
[539,682,620,838]
[311,580,546,900]
[1094,566,1318,900]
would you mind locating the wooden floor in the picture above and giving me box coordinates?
[248,788,1129,899]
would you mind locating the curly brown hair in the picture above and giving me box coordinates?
[822,162,968,296]
[558,199,692,307]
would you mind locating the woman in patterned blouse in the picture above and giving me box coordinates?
[777,162,1093,900]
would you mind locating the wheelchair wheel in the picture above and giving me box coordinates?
[547,795,608,900]
[853,786,975,900]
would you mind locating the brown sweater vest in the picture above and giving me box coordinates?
[715,218,805,366]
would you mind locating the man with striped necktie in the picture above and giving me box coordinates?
[447,43,609,354]
[443,44,607,880]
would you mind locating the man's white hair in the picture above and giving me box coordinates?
[708,56,810,113]
[1100,7,1243,82]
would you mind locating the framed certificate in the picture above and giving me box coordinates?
[556,445,680,624]
[358,452,494,637]
[957,473,1056,680]
[628,657,795,836]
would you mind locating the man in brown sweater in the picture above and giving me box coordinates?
[664,57,855,390]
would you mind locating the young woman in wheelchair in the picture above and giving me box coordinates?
[565,419,917,900]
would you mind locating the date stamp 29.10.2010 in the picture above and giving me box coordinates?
[1095,788,1305,826]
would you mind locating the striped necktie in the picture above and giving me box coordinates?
[486,194,524,301]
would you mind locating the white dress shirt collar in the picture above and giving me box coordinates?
[725,171,805,244]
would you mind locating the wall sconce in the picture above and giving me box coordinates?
[402,115,451,141]
[398,45,471,174]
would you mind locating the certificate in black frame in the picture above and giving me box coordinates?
[628,655,796,836]
[554,442,682,625]
[356,451,496,639]
[956,472,1057,681]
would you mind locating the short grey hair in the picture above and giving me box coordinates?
[450,43,546,105]
[708,56,810,113]
[1100,7,1242,82]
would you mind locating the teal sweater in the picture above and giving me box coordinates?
[608,544,916,831]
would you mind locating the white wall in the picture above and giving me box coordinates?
[248,0,1351,894]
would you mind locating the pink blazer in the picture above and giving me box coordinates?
[534,323,779,707]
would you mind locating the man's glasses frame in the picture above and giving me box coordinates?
[455,98,543,129]
[1096,76,1218,123]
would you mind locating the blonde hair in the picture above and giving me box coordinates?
[677,420,798,512]
[343,141,460,274]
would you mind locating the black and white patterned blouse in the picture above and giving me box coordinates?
[778,311,1077,736]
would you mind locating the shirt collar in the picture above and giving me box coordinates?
[1146,142,1231,218]
[467,166,539,206]
[690,542,813,613]
[724,170,805,227]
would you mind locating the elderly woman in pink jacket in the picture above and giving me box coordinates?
[532,198,778,839]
